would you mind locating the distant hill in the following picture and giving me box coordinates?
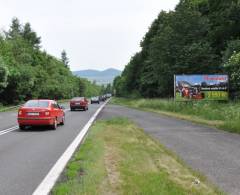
[73,68,122,85]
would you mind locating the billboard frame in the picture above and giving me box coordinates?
[174,74,229,101]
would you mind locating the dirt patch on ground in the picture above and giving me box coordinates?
[101,144,122,195]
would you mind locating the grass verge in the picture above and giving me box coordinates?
[0,104,20,112]
[52,118,222,195]
[111,98,240,133]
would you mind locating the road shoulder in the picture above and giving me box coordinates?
[53,117,221,195]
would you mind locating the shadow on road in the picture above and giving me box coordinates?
[17,126,61,132]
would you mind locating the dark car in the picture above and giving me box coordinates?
[70,97,88,111]
[91,96,100,104]
[99,95,107,101]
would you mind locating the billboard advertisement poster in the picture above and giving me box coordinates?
[175,75,229,101]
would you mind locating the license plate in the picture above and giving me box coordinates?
[75,103,80,105]
[27,112,39,116]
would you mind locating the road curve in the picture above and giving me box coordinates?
[0,102,103,195]
[99,104,240,195]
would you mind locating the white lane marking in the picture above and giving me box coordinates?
[32,100,109,195]
[0,126,19,136]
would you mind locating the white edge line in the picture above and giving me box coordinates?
[0,126,19,136]
[32,99,110,195]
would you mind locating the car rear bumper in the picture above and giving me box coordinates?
[91,100,99,103]
[70,105,86,109]
[18,117,55,126]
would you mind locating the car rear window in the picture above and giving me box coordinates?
[72,97,84,101]
[24,100,49,108]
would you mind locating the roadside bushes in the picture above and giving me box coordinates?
[224,52,240,99]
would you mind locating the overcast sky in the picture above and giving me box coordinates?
[1,0,179,71]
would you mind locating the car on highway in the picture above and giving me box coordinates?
[17,99,65,130]
[99,95,107,102]
[91,96,100,104]
[70,97,88,111]
[106,93,112,98]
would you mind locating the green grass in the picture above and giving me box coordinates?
[52,118,222,195]
[111,98,240,133]
[0,104,20,112]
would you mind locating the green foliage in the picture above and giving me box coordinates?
[222,40,240,63]
[0,18,101,104]
[114,0,240,98]
[61,50,69,68]
[224,52,240,98]
[0,57,8,90]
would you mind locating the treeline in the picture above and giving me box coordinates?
[114,0,240,98]
[0,18,101,104]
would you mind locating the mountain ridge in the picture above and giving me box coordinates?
[73,68,122,85]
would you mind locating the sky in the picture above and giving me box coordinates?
[0,0,179,71]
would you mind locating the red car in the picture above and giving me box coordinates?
[70,97,88,111]
[17,99,65,130]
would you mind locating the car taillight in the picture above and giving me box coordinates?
[18,110,22,115]
[45,111,50,116]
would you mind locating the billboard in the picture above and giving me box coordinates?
[174,75,229,101]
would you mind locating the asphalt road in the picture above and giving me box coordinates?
[99,104,240,195]
[0,102,103,195]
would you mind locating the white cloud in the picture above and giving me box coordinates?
[0,0,179,71]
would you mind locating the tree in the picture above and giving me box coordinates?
[61,50,69,68]
[0,57,8,91]
[115,0,240,98]
[105,83,112,93]
[224,52,240,98]
[0,18,100,104]
[222,40,240,63]
[7,18,21,39]
[22,23,41,48]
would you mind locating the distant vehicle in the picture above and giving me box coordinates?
[70,97,88,111]
[106,93,112,98]
[91,96,100,104]
[99,95,107,102]
[17,99,65,130]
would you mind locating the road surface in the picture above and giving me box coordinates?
[2,102,240,195]
[0,102,103,195]
[99,104,240,195]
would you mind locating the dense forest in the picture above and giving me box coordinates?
[0,18,102,105]
[114,0,240,99]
